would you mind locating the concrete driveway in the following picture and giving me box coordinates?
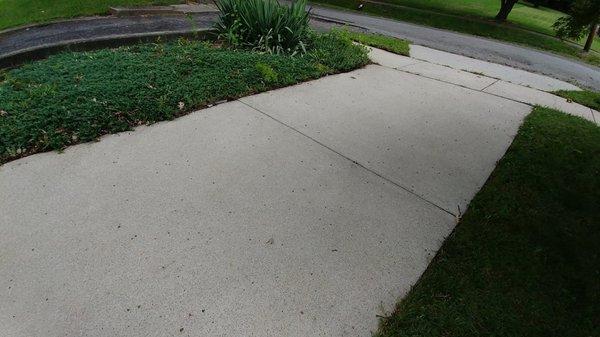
[0,49,549,337]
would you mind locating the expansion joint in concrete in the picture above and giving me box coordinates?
[237,99,456,218]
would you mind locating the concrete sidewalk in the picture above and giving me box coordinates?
[0,47,592,337]
[369,47,598,124]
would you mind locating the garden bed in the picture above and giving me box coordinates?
[0,32,369,164]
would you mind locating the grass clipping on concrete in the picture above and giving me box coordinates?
[554,90,600,111]
[0,32,368,164]
[376,107,600,337]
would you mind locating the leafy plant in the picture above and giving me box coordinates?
[214,0,311,55]
[553,0,599,52]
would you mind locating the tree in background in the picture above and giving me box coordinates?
[530,0,575,11]
[495,0,519,22]
[531,0,543,8]
[553,0,600,52]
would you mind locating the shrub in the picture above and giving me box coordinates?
[214,0,311,55]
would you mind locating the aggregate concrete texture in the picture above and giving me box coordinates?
[241,65,531,214]
[0,100,455,337]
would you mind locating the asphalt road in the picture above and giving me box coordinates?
[308,4,600,90]
[1,2,599,90]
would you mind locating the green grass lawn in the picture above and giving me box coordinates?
[0,0,183,30]
[0,32,368,164]
[374,0,564,34]
[376,106,600,337]
[368,0,600,52]
[554,90,600,111]
[341,29,410,55]
[312,0,600,66]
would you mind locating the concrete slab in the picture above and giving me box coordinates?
[483,80,596,123]
[410,45,581,92]
[241,65,530,214]
[367,46,422,69]
[401,61,498,91]
[367,46,497,91]
[0,101,455,337]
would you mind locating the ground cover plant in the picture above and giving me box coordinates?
[0,0,183,31]
[312,0,600,66]
[554,89,600,110]
[0,33,368,164]
[375,106,600,337]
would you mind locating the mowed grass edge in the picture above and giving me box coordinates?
[342,29,410,56]
[554,90,600,111]
[376,107,600,337]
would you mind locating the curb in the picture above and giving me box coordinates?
[109,4,218,16]
[109,6,182,16]
[0,16,113,36]
[0,28,216,68]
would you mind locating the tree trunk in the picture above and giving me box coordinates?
[583,22,599,52]
[495,0,518,22]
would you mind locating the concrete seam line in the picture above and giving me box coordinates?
[480,79,500,92]
[399,61,425,69]
[237,99,456,218]
[379,63,535,108]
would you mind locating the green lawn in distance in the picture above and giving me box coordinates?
[0,0,183,30]
[340,29,410,56]
[312,0,600,65]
